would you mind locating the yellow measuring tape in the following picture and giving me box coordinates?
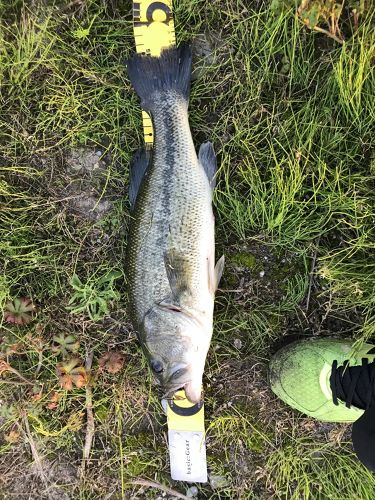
[133,0,176,146]
[132,1,207,483]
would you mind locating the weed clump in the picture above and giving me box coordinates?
[56,357,88,390]
[271,0,372,42]
[3,297,35,325]
[67,271,123,321]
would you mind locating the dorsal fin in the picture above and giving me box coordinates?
[128,148,151,209]
[199,141,217,189]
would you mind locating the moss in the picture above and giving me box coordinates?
[95,404,109,423]
[247,432,267,453]
[269,264,290,280]
[231,252,257,269]
[223,270,240,287]
[125,433,164,477]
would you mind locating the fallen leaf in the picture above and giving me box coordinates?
[0,361,11,375]
[98,351,125,374]
[46,391,61,410]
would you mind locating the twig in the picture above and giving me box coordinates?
[0,380,32,385]
[80,351,94,478]
[19,414,49,489]
[305,237,321,313]
[11,368,34,385]
[0,361,34,386]
[128,479,190,500]
[312,26,344,44]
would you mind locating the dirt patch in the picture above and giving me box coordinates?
[192,31,233,81]
[1,454,77,500]
[61,147,115,222]
[67,191,113,222]
[222,242,304,307]
[209,357,278,418]
[65,148,107,175]
[210,355,343,443]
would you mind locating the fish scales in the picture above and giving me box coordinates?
[128,93,214,328]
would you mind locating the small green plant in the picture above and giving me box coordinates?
[56,357,87,390]
[3,297,35,325]
[67,270,122,321]
[0,403,17,421]
[71,13,98,40]
[52,334,80,358]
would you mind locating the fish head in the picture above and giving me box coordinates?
[141,304,212,404]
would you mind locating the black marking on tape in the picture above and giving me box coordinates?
[146,1,172,24]
[169,400,203,417]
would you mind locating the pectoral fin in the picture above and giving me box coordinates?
[208,254,225,293]
[162,250,193,308]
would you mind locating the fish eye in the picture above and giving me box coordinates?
[151,359,164,374]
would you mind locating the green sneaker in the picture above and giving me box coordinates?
[269,338,375,422]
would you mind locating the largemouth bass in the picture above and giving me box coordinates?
[126,44,224,403]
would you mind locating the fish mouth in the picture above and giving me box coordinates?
[159,364,203,403]
[161,380,202,405]
[161,380,187,398]
[183,380,202,404]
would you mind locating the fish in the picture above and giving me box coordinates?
[126,44,224,404]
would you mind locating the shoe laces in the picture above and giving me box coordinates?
[330,358,375,410]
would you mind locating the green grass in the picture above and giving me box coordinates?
[266,437,375,499]
[0,0,374,498]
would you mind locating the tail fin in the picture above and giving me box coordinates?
[127,44,192,112]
